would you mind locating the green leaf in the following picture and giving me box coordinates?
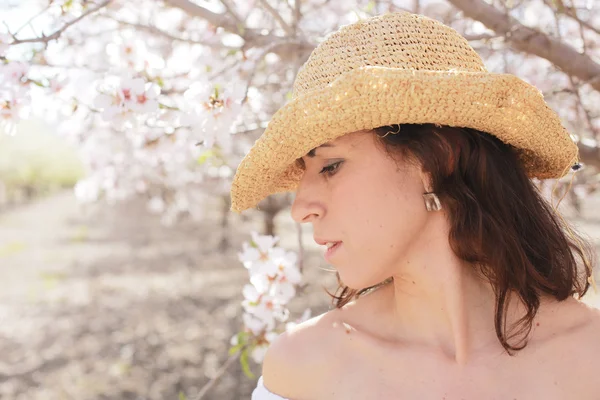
[0,241,26,257]
[229,343,244,356]
[158,103,179,111]
[178,391,187,400]
[237,23,246,36]
[237,331,249,344]
[229,332,253,355]
[40,271,68,289]
[29,79,46,88]
[364,0,376,13]
[197,149,215,165]
[240,348,256,379]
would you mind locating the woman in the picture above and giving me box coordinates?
[230,12,600,399]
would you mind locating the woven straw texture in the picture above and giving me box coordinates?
[230,12,578,213]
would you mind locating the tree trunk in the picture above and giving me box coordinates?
[218,195,231,251]
[260,196,286,236]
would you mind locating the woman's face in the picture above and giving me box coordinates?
[291,130,432,289]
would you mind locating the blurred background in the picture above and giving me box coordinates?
[1,0,600,399]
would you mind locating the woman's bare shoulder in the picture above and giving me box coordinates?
[536,297,600,361]
[570,299,600,346]
[554,299,600,396]
[261,308,349,399]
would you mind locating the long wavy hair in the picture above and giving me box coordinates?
[326,123,594,355]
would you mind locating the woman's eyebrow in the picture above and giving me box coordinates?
[306,143,335,158]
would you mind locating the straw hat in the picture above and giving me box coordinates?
[230,11,578,213]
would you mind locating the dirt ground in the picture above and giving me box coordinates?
[0,191,337,400]
[0,190,598,400]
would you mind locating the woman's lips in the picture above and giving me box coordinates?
[324,241,342,262]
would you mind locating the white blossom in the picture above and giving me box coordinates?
[93,75,160,124]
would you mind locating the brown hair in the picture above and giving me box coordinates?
[326,123,594,355]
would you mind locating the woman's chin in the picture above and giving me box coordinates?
[337,271,386,291]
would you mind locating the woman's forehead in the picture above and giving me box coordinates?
[300,130,374,161]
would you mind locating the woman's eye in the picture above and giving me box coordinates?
[319,161,342,176]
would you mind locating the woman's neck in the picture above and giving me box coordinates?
[385,264,500,364]
[376,214,532,364]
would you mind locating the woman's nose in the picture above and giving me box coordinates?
[290,181,325,223]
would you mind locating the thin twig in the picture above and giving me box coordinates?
[240,37,313,103]
[26,60,108,73]
[242,41,282,103]
[111,18,239,51]
[414,0,421,14]
[292,0,302,35]
[570,0,588,54]
[8,0,113,46]
[550,5,599,141]
[462,32,497,41]
[446,0,600,92]
[543,0,600,36]
[164,0,265,45]
[258,0,295,36]
[220,0,244,28]
[285,0,302,36]
[12,5,51,37]
[569,76,598,136]
[208,59,243,81]
[193,350,242,400]
[296,221,304,273]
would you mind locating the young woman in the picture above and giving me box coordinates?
[230,11,600,400]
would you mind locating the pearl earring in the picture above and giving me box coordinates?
[423,192,442,211]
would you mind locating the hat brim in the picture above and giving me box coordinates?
[231,66,578,212]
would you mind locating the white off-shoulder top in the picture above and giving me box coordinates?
[251,376,288,400]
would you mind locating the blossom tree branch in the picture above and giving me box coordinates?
[258,0,295,36]
[544,0,600,36]
[7,0,113,45]
[163,0,280,47]
[111,18,240,50]
[577,142,600,170]
[220,0,245,27]
[548,6,599,142]
[163,0,238,31]
[292,0,302,35]
[240,40,312,103]
[12,5,52,37]
[193,350,241,400]
[462,32,497,41]
[446,0,600,92]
